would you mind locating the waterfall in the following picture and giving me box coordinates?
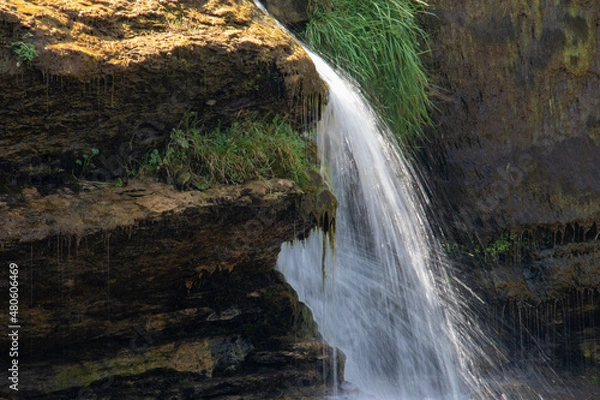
[249,2,513,398]
[276,50,490,399]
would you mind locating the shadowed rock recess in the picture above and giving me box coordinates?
[419,0,600,373]
[0,0,341,398]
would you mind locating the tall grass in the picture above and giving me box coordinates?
[305,0,432,147]
[149,114,316,190]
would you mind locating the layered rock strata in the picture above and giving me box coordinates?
[0,0,340,398]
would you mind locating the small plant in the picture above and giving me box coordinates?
[444,242,461,255]
[11,33,38,67]
[145,149,164,174]
[75,148,100,177]
[485,232,517,258]
[112,177,124,187]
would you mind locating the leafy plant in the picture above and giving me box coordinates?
[305,0,432,148]
[143,113,316,190]
[112,177,124,187]
[145,149,164,174]
[485,232,517,257]
[75,148,100,177]
[11,33,38,67]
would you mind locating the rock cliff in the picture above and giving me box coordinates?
[0,0,340,398]
[419,0,600,373]
[0,179,341,399]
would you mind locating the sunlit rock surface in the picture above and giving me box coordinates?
[0,0,325,186]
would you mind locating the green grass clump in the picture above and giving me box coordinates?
[11,33,38,67]
[147,114,316,190]
[305,0,432,147]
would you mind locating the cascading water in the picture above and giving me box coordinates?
[252,4,563,399]
[250,2,529,398]
[276,51,477,399]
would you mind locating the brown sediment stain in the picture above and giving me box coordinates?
[421,0,600,269]
[418,0,600,372]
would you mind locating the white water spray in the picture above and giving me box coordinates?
[276,50,490,399]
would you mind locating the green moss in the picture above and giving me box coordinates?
[313,188,337,285]
[51,346,176,392]
[53,362,100,390]
[444,231,528,267]
[550,192,600,219]
[313,188,337,236]
[556,3,594,75]
[562,18,594,74]
[588,128,600,146]
[485,232,517,257]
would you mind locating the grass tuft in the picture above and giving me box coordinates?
[144,113,316,190]
[305,0,432,147]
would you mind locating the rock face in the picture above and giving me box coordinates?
[0,0,325,187]
[260,0,309,29]
[0,0,340,398]
[419,0,600,371]
[0,179,342,399]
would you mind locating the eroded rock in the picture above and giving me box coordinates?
[419,0,600,372]
[0,1,339,397]
[0,179,342,398]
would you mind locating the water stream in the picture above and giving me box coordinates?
[276,50,494,399]
[249,2,552,398]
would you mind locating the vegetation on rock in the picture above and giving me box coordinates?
[11,32,37,66]
[141,113,317,190]
[0,0,325,189]
[304,0,432,147]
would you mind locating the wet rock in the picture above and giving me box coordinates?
[0,2,338,397]
[419,0,600,373]
[260,0,310,28]
[0,179,342,398]
[421,0,600,244]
